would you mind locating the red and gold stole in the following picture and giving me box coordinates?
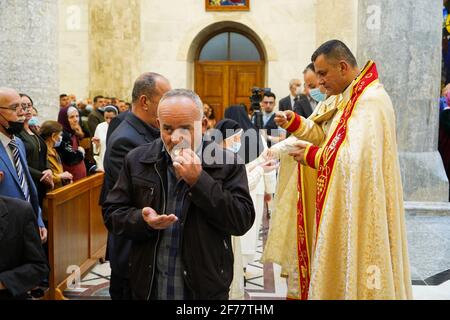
[287,61,379,300]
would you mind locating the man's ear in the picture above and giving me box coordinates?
[156,117,161,128]
[201,116,208,134]
[339,60,349,75]
[139,95,148,110]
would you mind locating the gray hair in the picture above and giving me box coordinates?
[289,78,301,88]
[158,89,204,120]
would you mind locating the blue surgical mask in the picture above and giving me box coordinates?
[28,116,40,127]
[54,135,62,148]
[228,142,241,154]
[310,88,327,102]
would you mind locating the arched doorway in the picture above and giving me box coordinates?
[194,29,265,120]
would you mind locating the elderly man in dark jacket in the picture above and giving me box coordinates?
[103,89,255,300]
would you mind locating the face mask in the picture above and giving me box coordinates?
[0,112,24,135]
[5,121,24,135]
[7,121,24,135]
[310,88,327,102]
[54,138,62,148]
[28,116,40,127]
[86,105,93,112]
[295,87,303,95]
[228,142,241,154]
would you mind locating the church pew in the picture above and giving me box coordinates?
[44,173,106,300]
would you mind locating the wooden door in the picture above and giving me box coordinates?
[195,61,264,120]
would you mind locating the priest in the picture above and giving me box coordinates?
[264,40,412,300]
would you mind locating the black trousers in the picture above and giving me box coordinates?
[109,271,132,300]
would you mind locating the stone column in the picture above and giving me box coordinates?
[88,0,141,101]
[0,0,59,121]
[357,0,448,202]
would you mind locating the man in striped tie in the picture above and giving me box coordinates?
[0,87,47,243]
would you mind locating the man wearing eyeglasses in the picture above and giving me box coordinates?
[259,92,286,147]
[0,87,47,243]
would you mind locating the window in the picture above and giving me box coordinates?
[199,32,261,61]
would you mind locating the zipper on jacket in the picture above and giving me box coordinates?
[146,162,166,300]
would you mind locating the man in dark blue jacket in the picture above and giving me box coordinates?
[100,73,171,300]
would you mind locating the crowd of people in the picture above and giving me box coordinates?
[1,40,413,300]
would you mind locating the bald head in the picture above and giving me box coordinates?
[158,89,203,120]
[0,87,22,135]
[0,87,20,106]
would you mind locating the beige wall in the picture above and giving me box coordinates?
[89,0,141,101]
[57,0,360,104]
[315,0,358,54]
[58,0,89,101]
[140,0,317,103]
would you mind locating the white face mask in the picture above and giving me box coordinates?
[295,87,303,95]
[228,142,241,154]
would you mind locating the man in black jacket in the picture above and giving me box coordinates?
[258,92,286,147]
[279,78,302,112]
[0,196,49,300]
[103,89,255,300]
[100,72,171,300]
[279,78,313,118]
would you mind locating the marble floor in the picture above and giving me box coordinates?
[64,211,450,300]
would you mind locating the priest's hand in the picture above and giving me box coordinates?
[274,111,294,127]
[173,148,202,186]
[142,207,178,230]
[288,141,311,165]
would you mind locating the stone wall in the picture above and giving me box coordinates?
[58,0,89,102]
[88,0,141,101]
[0,0,59,121]
[357,0,448,201]
[315,0,358,53]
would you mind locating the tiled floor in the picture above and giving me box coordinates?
[64,212,450,300]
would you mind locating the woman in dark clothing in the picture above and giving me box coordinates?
[224,105,264,164]
[56,106,86,182]
[17,94,53,206]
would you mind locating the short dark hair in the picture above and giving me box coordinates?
[19,93,33,106]
[40,120,63,140]
[93,95,104,103]
[263,92,276,100]
[303,63,315,74]
[311,40,357,67]
[59,94,68,99]
[131,72,165,103]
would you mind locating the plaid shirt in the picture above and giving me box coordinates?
[155,163,189,300]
